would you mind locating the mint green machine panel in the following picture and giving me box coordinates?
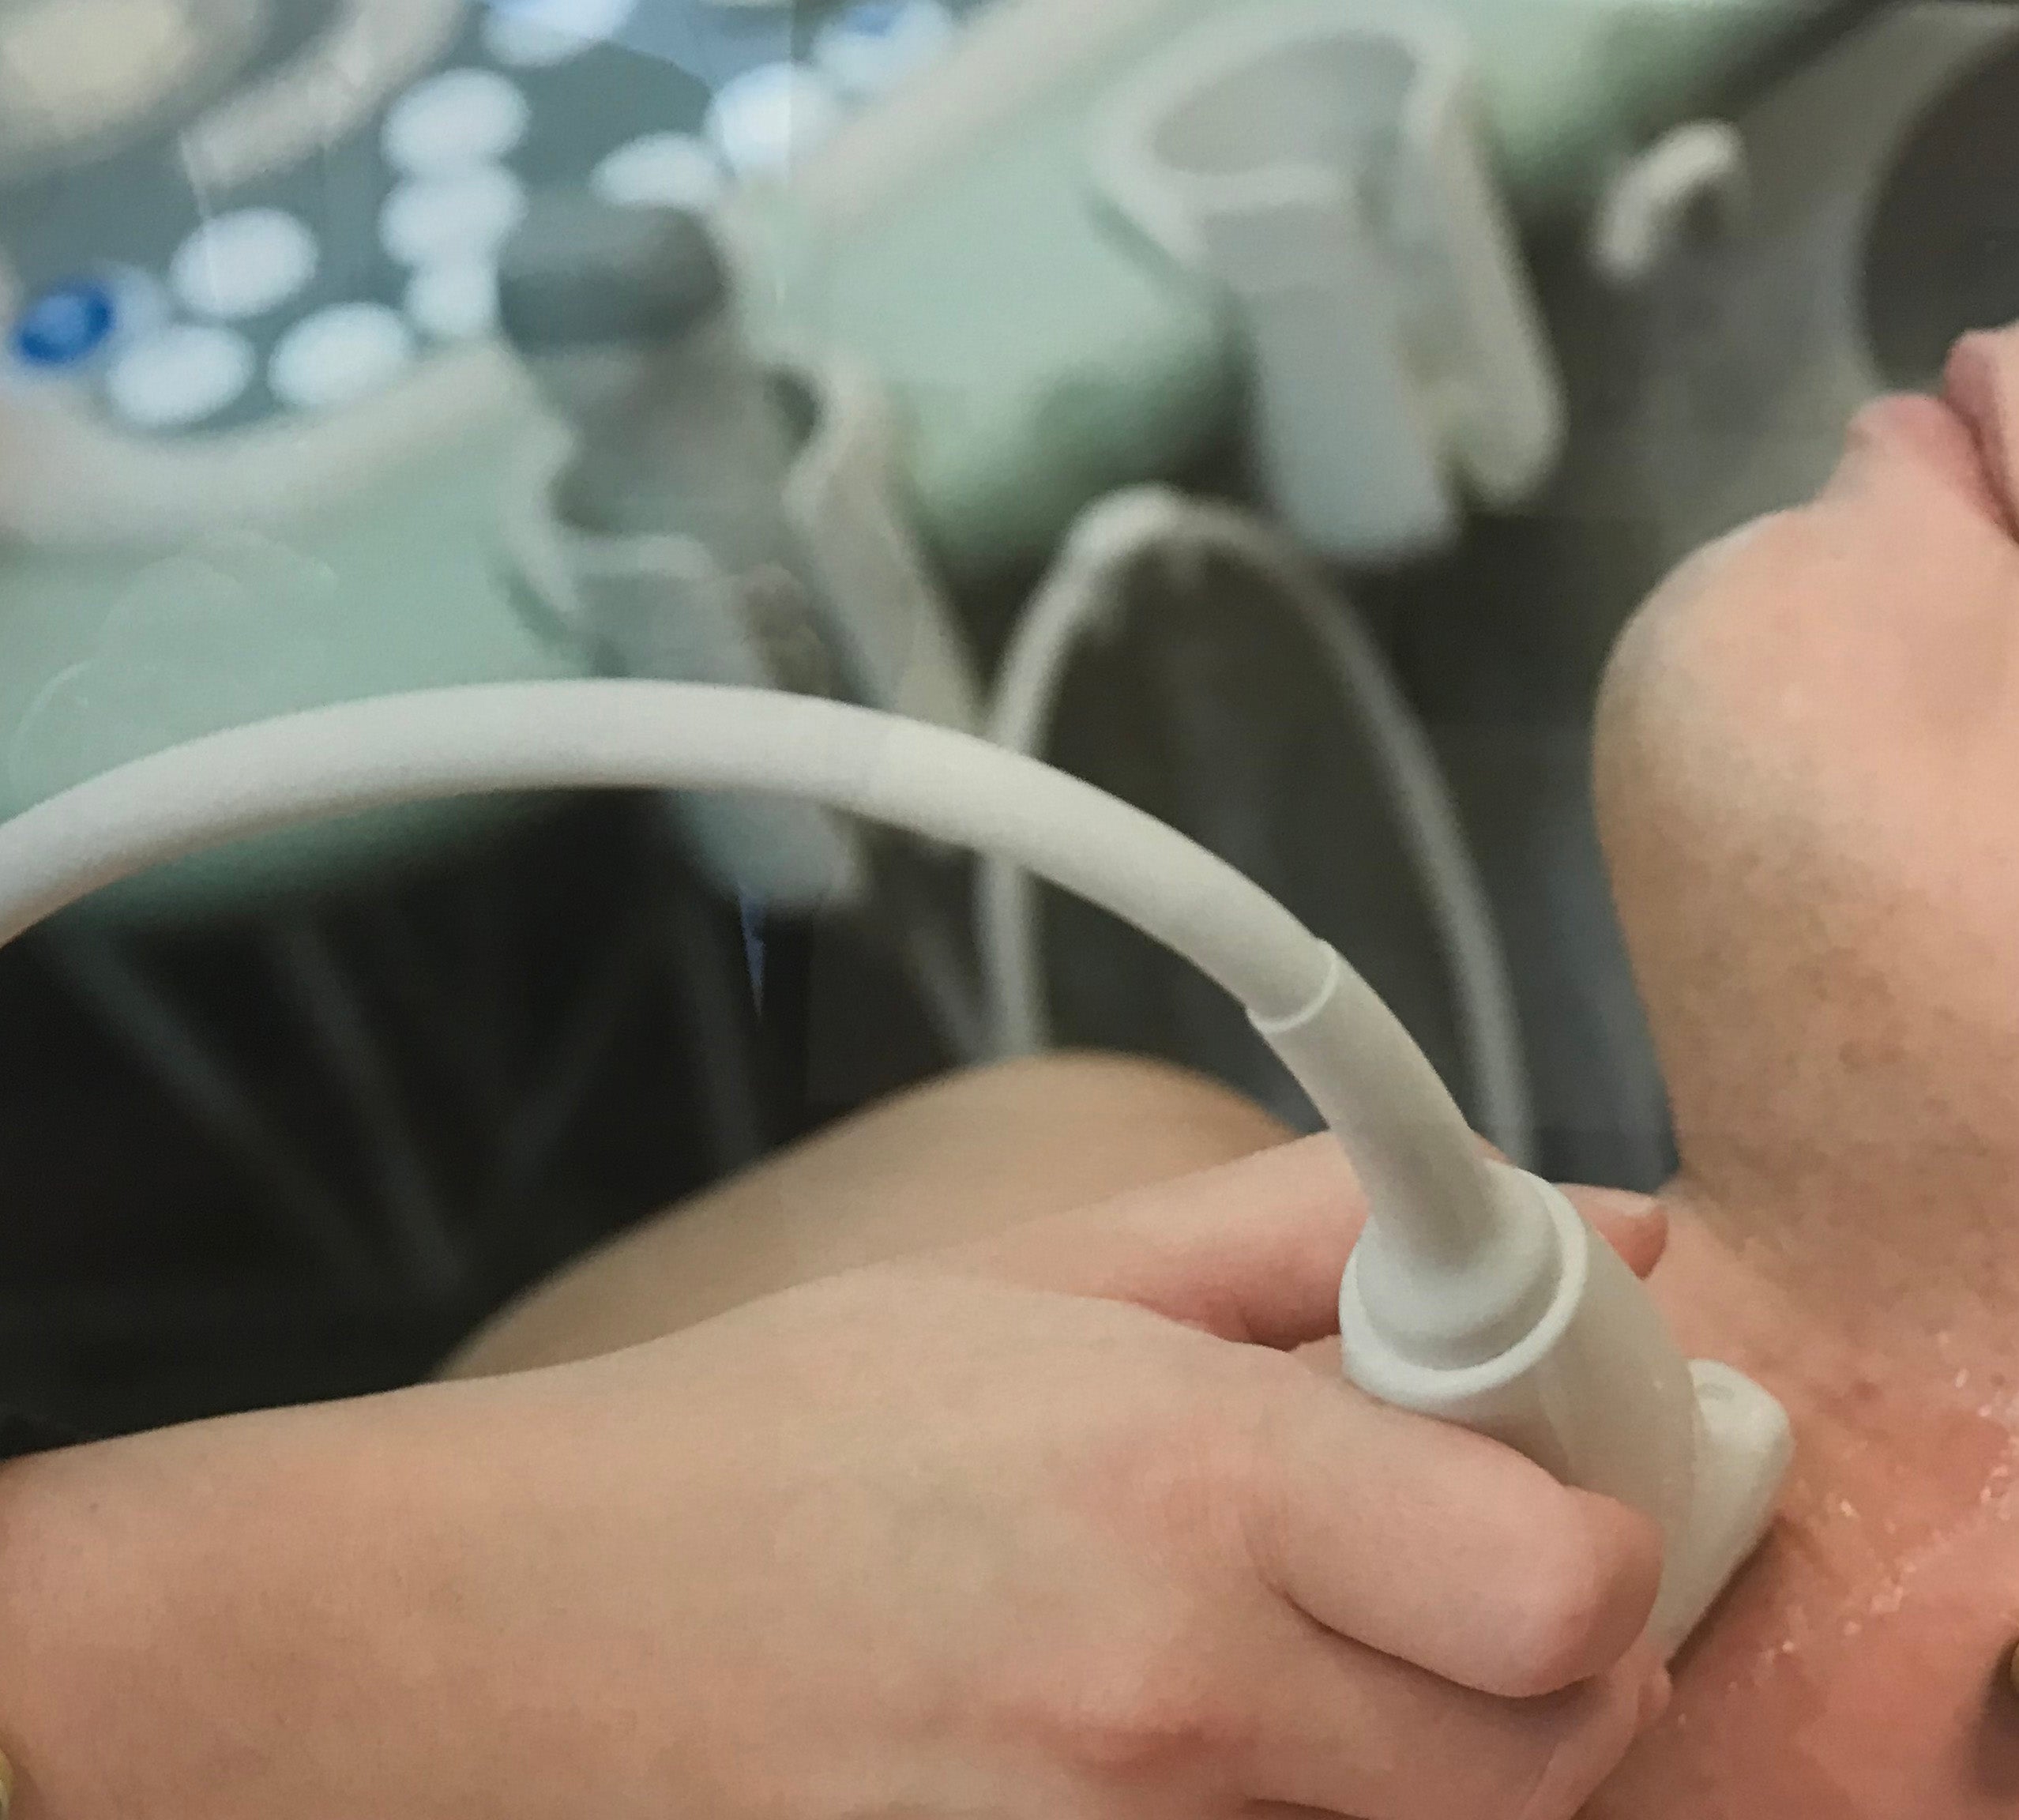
[750,104,1230,573]
[749,0,1827,579]
[0,402,578,927]
[0,0,1830,927]
[1453,0,1813,209]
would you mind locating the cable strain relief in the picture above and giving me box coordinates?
[1348,1164,1567,1371]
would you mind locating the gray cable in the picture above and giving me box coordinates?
[980,487,1536,1167]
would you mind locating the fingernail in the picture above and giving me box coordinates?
[1637,1669,1673,1733]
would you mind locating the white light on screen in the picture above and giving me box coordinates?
[591,133,727,210]
[379,164,530,267]
[481,0,638,69]
[705,62,844,179]
[170,210,319,322]
[383,68,532,175]
[269,304,416,411]
[105,323,255,429]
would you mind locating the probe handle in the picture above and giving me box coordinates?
[1337,1176,1793,1660]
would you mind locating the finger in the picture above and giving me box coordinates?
[1570,1186,1667,1280]
[1291,1339,1336,1378]
[941,1135,1361,1348]
[1246,1366,1664,1698]
[1244,1618,1668,1820]
[1478,1135,1668,1277]
[940,1138,1668,1352]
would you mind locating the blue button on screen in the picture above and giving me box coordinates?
[11,281,118,370]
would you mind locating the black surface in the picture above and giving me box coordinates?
[0,786,961,1440]
[1864,34,2019,388]
[0,798,773,1437]
[0,1408,84,1461]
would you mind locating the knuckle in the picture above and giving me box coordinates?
[1495,1498,1660,1698]
[1098,1397,1257,1555]
[1030,1420,1261,1783]
[1051,1639,1245,1778]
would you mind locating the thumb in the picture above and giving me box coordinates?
[938,1135,1667,1350]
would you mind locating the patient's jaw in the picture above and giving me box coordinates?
[1586,326,2019,1815]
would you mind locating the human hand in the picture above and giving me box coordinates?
[0,1138,1671,1820]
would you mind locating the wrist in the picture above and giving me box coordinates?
[0,1442,127,1819]
[0,1398,474,1820]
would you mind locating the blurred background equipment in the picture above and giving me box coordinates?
[0,0,1980,1435]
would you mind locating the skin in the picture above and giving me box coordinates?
[1588,322,2019,1814]
[444,1054,1299,1375]
[0,1058,1675,1820]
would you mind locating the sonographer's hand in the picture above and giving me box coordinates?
[0,1138,1669,1820]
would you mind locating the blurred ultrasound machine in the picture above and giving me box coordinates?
[0,0,1941,1196]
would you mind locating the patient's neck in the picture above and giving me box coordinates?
[1683,1148,2019,1403]
[1657,1181,2019,1583]
[1603,1183,2019,1817]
